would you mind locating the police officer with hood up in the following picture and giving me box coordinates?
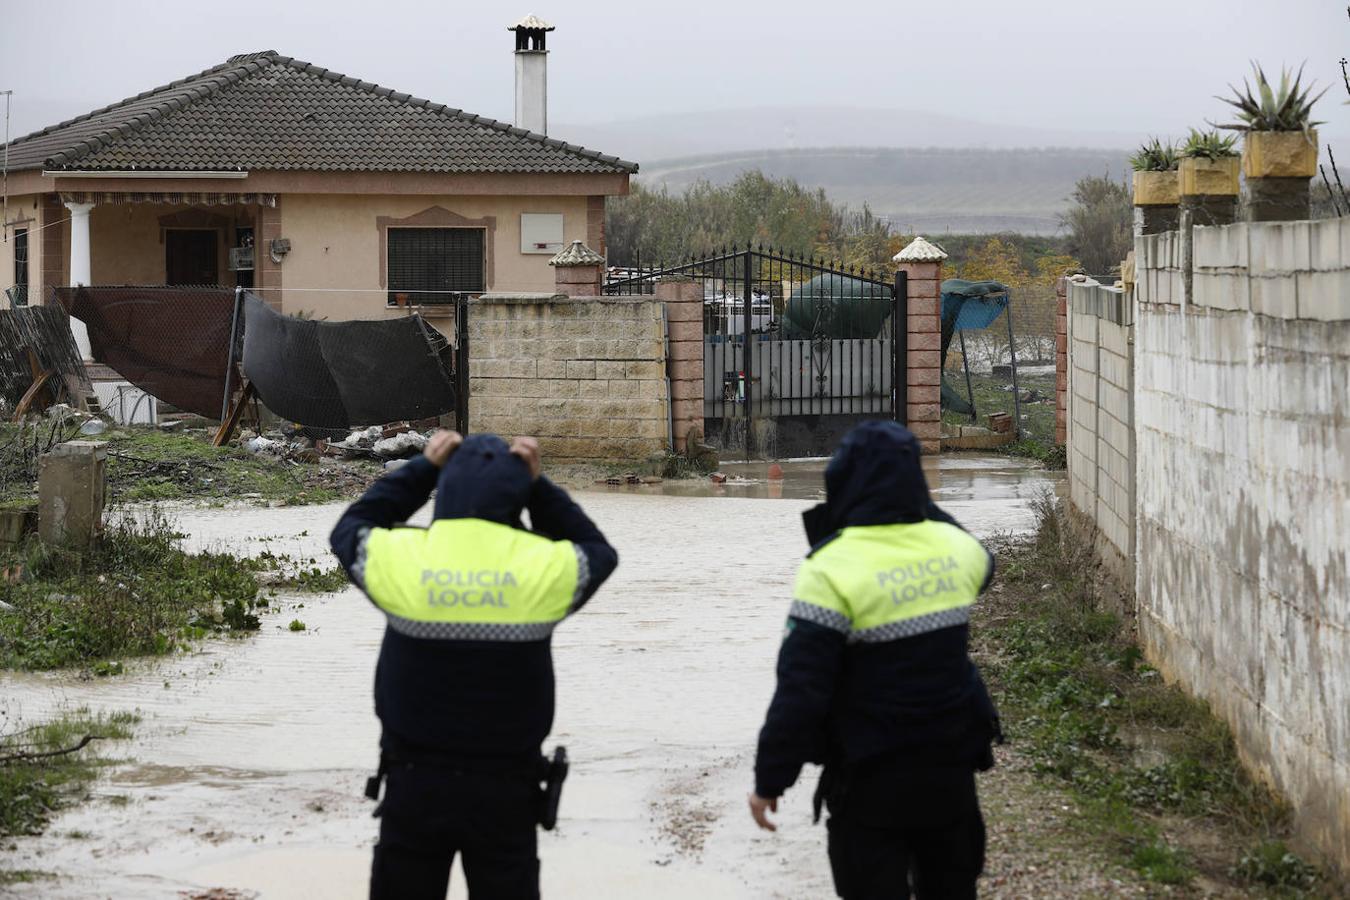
[748,420,1001,900]
[330,430,617,900]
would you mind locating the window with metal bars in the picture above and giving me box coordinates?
[10,229,28,306]
[387,227,485,306]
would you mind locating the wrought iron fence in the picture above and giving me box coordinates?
[607,246,904,458]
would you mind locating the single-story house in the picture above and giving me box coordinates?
[0,19,635,340]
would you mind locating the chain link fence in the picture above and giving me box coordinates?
[942,283,1059,446]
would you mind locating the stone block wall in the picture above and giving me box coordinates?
[1133,218,1349,873]
[1066,278,1136,588]
[469,294,670,463]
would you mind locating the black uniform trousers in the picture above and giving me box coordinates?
[825,763,985,900]
[370,761,540,900]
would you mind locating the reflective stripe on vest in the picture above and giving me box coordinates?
[790,521,991,643]
[361,518,581,642]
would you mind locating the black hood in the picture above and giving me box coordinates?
[804,421,931,544]
[433,434,532,527]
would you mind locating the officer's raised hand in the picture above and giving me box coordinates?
[748,792,778,832]
[423,429,463,467]
[510,436,542,480]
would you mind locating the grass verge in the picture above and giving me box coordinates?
[976,495,1338,896]
[1,422,379,508]
[0,708,137,838]
[0,511,349,670]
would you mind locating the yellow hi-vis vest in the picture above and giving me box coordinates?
[789,521,991,642]
[358,518,584,642]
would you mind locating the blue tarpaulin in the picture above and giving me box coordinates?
[941,279,1009,333]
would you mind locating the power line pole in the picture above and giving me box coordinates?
[2,90,12,242]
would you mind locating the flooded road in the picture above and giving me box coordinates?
[1,454,1058,899]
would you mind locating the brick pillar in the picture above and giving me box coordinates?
[550,240,604,298]
[40,194,67,305]
[894,236,947,454]
[654,277,704,453]
[1055,276,1068,445]
[257,198,284,311]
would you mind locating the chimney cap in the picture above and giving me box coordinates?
[508,15,555,31]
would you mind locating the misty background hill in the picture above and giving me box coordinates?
[635,147,1131,235]
[557,107,1137,235]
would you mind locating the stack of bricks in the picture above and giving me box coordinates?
[653,278,703,453]
[894,237,947,453]
[1055,276,1069,445]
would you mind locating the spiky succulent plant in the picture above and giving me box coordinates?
[1180,129,1239,160]
[1216,63,1326,133]
[1129,138,1179,172]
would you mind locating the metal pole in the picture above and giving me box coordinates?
[742,249,754,459]
[2,90,11,242]
[220,286,243,422]
[1005,291,1022,440]
[959,328,976,423]
[457,294,471,434]
[893,270,907,424]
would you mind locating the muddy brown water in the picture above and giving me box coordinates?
[1,454,1058,899]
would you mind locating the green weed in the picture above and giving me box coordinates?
[0,708,137,837]
[0,511,263,669]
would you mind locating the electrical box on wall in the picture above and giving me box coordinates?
[520,213,564,254]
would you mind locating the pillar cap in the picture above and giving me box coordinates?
[893,236,948,263]
[549,240,605,267]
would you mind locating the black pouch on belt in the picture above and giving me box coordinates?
[364,754,388,803]
[537,746,569,831]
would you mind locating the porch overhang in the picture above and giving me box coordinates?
[57,191,277,207]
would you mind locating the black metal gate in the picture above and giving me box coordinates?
[606,247,907,459]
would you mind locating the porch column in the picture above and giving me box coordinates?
[64,200,94,360]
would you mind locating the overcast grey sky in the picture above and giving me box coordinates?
[1,0,1344,149]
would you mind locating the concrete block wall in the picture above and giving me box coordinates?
[1055,277,1069,445]
[1066,278,1136,587]
[469,295,670,463]
[1131,217,1350,873]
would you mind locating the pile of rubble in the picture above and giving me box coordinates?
[241,421,432,469]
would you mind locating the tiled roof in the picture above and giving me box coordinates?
[6,51,637,176]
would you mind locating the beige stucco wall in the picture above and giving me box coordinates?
[0,193,42,309]
[86,203,257,286]
[278,194,590,322]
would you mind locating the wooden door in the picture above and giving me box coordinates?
[166,230,219,285]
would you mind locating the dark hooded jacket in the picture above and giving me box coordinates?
[754,421,999,799]
[330,435,618,764]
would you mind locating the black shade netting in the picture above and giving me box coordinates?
[53,286,236,418]
[240,293,457,430]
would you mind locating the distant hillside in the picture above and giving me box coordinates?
[637,147,1132,235]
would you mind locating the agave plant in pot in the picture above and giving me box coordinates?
[1217,63,1326,221]
[1130,138,1180,234]
[1179,129,1240,225]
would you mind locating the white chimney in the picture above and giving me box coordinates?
[509,15,553,135]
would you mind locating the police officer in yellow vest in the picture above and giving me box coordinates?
[330,430,617,900]
[749,421,1001,900]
